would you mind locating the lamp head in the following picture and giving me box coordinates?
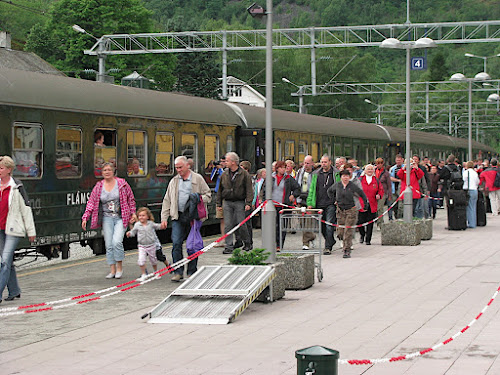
[72,24,86,34]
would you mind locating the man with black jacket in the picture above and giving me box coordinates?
[216,152,253,254]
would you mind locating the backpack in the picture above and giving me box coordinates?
[445,165,463,190]
[494,170,500,188]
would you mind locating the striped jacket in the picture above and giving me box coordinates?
[82,178,136,229]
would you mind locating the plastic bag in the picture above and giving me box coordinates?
[186,220,203,255]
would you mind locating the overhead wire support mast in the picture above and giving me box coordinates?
[82,20,500,97]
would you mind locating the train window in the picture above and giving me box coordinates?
[227,135,234,152]
[127,130,147,177]
[298,141,307,163]
[204,135,219,174]
[182,133,198,172]
[285,140,295,161]
[312,142,320,163]
[156,132,174,175]
[322,141,330,159]
[334,138,342,158]
[275,139,281,160]
[94,129,116,178]
[56,126,82,178]
[12,122,43,179]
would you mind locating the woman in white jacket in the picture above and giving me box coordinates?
[0,156,36,303]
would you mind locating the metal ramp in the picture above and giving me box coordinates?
[147,265,275,324]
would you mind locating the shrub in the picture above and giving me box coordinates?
[227,248,270,265]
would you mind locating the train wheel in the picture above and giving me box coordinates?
[90,238,105,255]
[37,245,53,259]
[60,243,70,260]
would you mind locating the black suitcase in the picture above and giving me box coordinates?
[477,191,487,227]
[447,204,467,230]
[448,189,467,206]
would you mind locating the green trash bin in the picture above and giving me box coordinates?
[295,346,339,375]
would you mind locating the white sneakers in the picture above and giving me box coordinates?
[302,245,309,250]
[115,271,123,279]
[138,274,148,282]
[105,273,115,279]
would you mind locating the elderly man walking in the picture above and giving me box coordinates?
[161,156,211,282]
[295,155,316,249]
[217,152,254,254]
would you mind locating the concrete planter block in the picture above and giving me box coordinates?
[381,220,422,246]
[256,261,286,302]
[418,218,433,240]
[277,253,315,290]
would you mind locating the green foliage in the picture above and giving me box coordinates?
[24,0,176,90]
[174,52,221,99]
[227,248,270,265]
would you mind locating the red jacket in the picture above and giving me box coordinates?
[359,175,384,213]
[480,168,500,192]
[397,167,424,199]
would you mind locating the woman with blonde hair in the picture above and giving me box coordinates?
[82,162,136,279]
[0,156,36,303]
[463,160,480,228]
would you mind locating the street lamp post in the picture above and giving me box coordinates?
[464,53,500,74]
[248,1,277,262]
[364,98,381,124]
[380,37,437,223]
[282,77,305,114]
[72,24,106,83]
[450,72,491,161]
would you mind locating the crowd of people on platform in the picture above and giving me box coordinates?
[211,152,500,260]
[1,150,499,302]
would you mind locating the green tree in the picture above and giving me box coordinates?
[25,0,176,90]
[429,52,449,82]
[174,52,221,99]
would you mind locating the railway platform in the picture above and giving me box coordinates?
[2,209,500,375]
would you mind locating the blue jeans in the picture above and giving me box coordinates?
[171,214,196,276]
[102,216,126,265]
[0,230,21,299]
[319,205,336,250]
[466,190,478,228]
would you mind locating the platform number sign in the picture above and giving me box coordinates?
[411,57,426,70]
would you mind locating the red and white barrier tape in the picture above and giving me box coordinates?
[0,201,267,317]
[274,191,404,229]
[340,285,500,365]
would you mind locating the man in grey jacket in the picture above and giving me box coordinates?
[161,156,211,281]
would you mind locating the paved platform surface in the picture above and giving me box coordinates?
[2,209,500,375]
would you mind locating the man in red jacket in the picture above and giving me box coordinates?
[479,158,499,216]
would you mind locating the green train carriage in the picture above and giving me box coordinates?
[0,67,495,259]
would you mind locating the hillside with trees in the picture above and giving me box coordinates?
[2,0,500,146]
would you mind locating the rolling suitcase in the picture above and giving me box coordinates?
[447,205,467,230]
[447,189,467,206]
[477,191,487,227]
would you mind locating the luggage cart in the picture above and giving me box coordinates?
[279,208,323,282]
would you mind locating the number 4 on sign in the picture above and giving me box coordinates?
[411,57,426,70]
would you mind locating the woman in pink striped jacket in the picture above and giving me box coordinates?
[82,163,136,279]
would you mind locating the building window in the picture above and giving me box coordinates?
[182,133,198,172]
[204,135,219,174]
[127,130,147,177]
[284,140,295,161]
[156,132,174,175]
[56,125,82,178]
[94,129,116,178]
[12,122,43,178]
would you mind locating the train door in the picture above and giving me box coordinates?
[236,128,263,172]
